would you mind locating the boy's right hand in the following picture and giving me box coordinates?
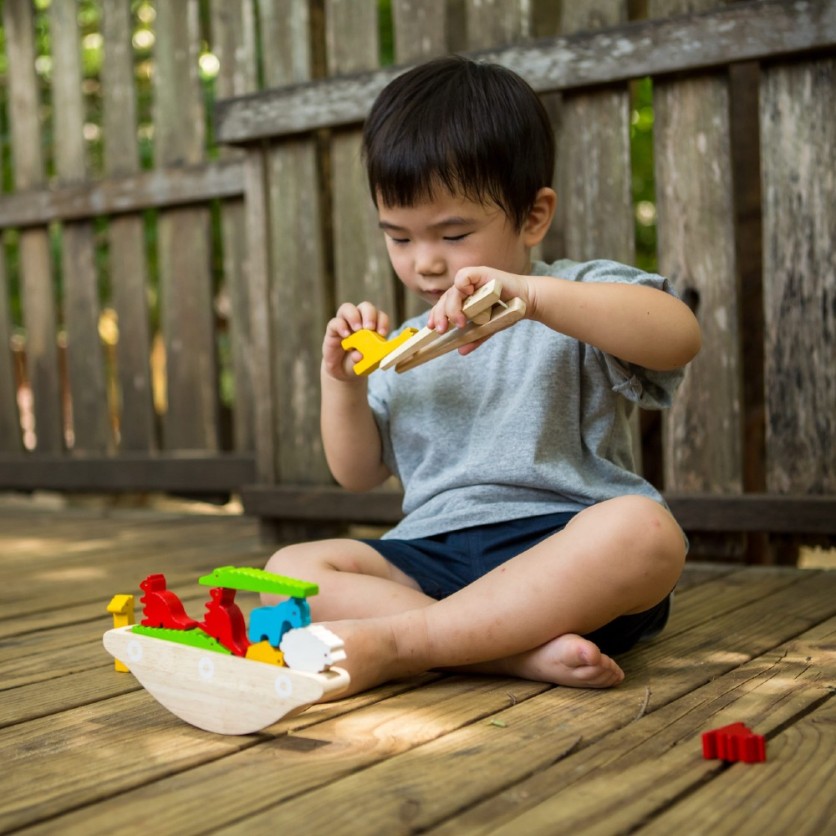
[322,301,391,382]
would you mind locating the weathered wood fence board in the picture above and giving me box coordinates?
[653,0,743,504]
[211,0,258,454]
[52,0,112,454]
[101,0,155,452]
[215,0,836,142]
[154,1,217,452]
[4,0,64,453]
[558,2,634,266]
[760,57,836,495]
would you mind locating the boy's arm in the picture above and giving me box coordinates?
[527,276,701,371]
[321,302,392,491]
[431,267,701,372]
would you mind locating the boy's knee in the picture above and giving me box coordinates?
[612,495,687,576]
[264,542,308,576]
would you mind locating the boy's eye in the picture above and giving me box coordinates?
[388,235,409,245]
[443,233,469,242]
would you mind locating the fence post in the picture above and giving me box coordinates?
[3,0,63,453]
[51,0,112,454]
[651,0,745,559]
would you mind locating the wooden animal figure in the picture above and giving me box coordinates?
[139,574,198,630]
[281,624,346,673]
[248,596,311,647]
[341,327,419,375]
[200,587,250,656]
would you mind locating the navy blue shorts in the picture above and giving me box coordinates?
[359,511,671,657]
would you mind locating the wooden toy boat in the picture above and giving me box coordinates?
[103,626,349,734]
[104,566,349,735]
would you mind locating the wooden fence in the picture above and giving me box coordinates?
[0,0,834,561]
[0,0,262,491]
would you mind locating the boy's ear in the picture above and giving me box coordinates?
[523,187,557,247]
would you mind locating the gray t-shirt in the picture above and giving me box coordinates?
[367,259,684,540]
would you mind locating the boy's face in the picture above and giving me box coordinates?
[377,188,532,306]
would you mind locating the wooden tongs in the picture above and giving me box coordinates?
[341,279,526,375]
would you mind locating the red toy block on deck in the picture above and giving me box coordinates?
[702,722,766,763]
[139,574,199,630]
[200,587,250,656]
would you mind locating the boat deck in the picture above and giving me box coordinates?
[2,504,835,834]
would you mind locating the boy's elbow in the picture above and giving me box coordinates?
[333,463,390,493]
[645,315,701,372]
[681,316,702,365]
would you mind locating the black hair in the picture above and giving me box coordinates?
[362,56,555,230]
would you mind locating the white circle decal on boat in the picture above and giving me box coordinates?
[199,656,215,681]
[127,639,142,662]
[275,673,293,698]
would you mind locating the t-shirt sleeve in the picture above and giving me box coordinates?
[572,260,686,410]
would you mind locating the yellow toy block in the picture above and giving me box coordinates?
[246,641,286,667]
[341,327,419,375]
[106,594,135,672]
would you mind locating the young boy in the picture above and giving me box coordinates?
[264,56,701,696]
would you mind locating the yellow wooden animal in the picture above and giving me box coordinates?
[341,327,419,375]
[106,594,135,672]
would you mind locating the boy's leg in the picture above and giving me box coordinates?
[263,496,683,693]
[298,495,685,695]
[264,538,436,616]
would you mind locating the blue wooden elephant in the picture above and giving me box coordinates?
[248,596,311,647]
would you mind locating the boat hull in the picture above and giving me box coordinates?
[103,626,349,734]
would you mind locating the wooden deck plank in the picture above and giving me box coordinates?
[1,508,834,833]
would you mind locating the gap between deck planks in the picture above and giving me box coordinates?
[2,549,834,834]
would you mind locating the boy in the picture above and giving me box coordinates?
[264,56,701,696]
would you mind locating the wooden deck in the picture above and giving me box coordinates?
[2,504,835,835]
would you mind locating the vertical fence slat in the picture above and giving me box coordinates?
[392,0,447,64]
[259,1,330,483]
[651,1,743,503]
[392,0,448,321]
[558,2,642,472]
[465,0,525,49]
[101,0,156,452]
[327,0,395,316]
[243,151,276,483]
[211,0,258,453]
[50,0,111,453]
[760,58,836,496]
[154,0,218,451]
[3,0,64,453]
[559,2,633,264]
[0,253,21,451]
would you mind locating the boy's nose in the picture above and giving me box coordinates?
[415,246,445,276]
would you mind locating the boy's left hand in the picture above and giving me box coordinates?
[427,267,532,355]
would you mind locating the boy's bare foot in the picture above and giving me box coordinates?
[318,618,623,697]
[483,633,624,688]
